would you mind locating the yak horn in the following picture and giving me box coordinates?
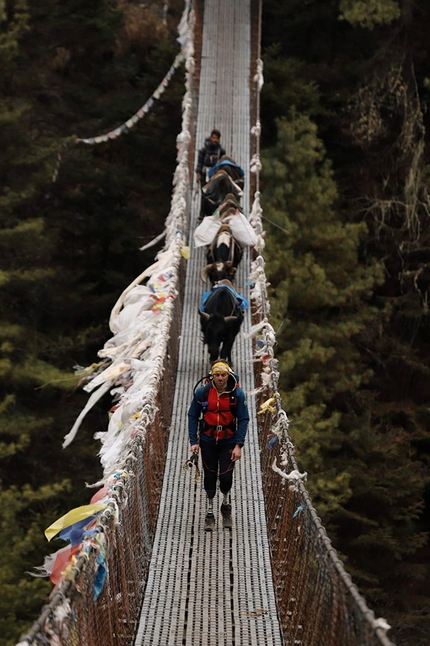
[199,309,210,320]
[224,315,238,322]
[200,265,212,283]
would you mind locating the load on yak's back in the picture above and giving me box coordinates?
[200,155,245,217]
[195,193,257,288]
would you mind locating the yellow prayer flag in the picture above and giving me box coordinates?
[45,502,107,541]
[258,396,277,415]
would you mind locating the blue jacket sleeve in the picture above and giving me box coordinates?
[188,386,204,445]
[234,387,249,446]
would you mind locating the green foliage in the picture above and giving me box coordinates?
[261,47,321,145]
[261,4,430,638]
[262,113,384,481]
[0,0,30,71]
[261,112,429,602]
[0,480,71,645]
[329,404,429,605]
[338,0,401,29]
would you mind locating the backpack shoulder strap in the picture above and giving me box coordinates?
[229,388,237,418]
[197,378,238,418]
[197,381,212,415]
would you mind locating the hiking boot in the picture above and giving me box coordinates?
[204,512,216,532]
[220,503,232,529]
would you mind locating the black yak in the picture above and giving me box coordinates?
[200,224,243,287]
[201,170,243,217]
[198,279,246,364]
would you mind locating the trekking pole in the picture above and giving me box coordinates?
[183,449,200,482]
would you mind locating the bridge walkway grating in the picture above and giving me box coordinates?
[134,2,282,644]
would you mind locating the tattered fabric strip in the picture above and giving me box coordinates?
[75,52,184,146]
[18,5,195,632]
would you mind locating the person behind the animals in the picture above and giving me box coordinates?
[188,360,249,531]
[195,129,226,218]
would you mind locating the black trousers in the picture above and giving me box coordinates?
[200,441,235,499]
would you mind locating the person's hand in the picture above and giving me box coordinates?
[231,445,242,462]
[190,444,199,453]
[196,173,200,183]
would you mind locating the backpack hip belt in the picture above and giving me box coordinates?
[201,422,235,441]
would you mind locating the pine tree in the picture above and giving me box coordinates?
[261,113,429,610]
[338,0,401,29]
[0,481,71,646]
[262,114,386,516]
[261,5,430,637]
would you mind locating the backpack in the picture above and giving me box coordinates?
[193,374,239,441]
[199,379,237,418]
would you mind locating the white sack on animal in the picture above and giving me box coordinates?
[194,214,222,247]
[224,210,258,247]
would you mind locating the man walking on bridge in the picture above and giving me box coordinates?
[195,129,226,219]
[188,360,249,531]
[196,129,226,185]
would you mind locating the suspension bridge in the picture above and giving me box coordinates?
[17,2,395,645]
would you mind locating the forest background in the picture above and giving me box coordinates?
[0,1,429,645]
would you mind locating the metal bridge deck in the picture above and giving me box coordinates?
[134,2,282,644]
